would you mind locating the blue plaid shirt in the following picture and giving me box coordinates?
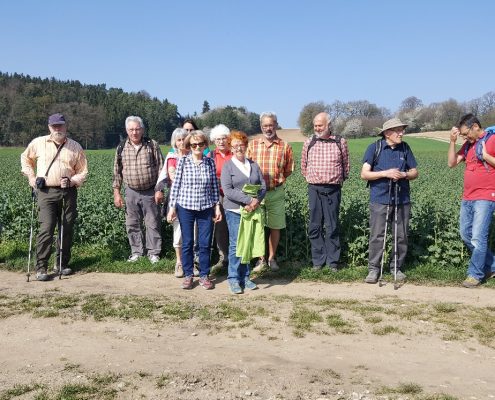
[169,154,219,210]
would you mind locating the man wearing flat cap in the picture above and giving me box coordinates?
[360,118,418,284]
[21,113,88,281]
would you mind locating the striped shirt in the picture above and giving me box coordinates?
[21,135,88,187]
[301,135,350,185]
[169,154,220,210]
[112,139,164,191]
[247,136,294,190]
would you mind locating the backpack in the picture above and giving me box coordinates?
[367,139,411,187]
[116,137,156,177]
[463,126,495,170]
[305,134,348,181]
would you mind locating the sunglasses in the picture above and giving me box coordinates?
[190,142,205,149]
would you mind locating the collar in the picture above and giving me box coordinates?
[213,148,232,158]
[261,135,281,147]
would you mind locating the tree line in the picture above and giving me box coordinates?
[298,93,495,138]
[0,72,260,149]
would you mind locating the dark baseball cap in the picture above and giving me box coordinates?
[48,113,66,125]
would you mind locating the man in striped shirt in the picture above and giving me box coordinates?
[113,116,164,264]
[301,112,350,272]
[247,112,294,271]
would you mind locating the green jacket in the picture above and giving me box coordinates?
[236,184,265,263]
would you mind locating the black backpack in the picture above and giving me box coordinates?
[305,134,348,181]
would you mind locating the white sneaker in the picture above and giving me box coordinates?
[127,254,141,262]
[149,255,160,264]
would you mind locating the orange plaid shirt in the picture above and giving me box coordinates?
[247,136,294,190]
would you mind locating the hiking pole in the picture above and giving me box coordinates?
[58,192,66,280]
[26,189,37,282]
[378,179,392,287]
[393,182,399,290]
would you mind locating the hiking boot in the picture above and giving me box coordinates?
[252,258,267,273]
[199,276,214,290]
[229,281,243,295]
[462,276,481,288]
[148,255,160,264]
[36,268,49,282]
[244,278,258,290]
[174,262,184,278]
[365,269,379,284]
[127,254,141,262]
[53,266,72,276]
[392,270,407,281]
[268,259,279,271]
[182,275,194,290]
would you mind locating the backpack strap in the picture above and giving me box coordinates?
[116,137,156,178]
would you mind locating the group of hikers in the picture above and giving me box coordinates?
[20,111,495,290]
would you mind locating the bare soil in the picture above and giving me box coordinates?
[1,270,494,399]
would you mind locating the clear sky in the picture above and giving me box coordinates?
[1,0,494,128]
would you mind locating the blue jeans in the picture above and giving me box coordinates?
[176,205,214,277]
[225,210,250,285]
[460,200,495,280]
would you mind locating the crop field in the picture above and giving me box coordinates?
[0,138,493,286]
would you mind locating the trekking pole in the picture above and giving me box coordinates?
[378,179,392,287]
[26,189,37,282]
[58,185,68,280]
[393,182,399,290]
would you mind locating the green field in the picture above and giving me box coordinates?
[1,138,493,287]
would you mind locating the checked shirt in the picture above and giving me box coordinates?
[169,154,220,211]
[301,136,350,185]
[247,136,294,190]
[112,139,164,191]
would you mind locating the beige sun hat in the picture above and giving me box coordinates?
[379,118,408,135]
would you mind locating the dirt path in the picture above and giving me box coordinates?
[0,271,494,399]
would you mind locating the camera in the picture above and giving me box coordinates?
[35,177,46,189]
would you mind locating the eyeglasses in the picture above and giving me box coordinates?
[190,142,205,149]
[215,137,227,141]
[128,128,142,132]
[231,144,246,149]
[460,126,472,136]
[390,127,405,134]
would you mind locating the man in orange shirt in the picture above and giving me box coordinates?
[247,112,294,271]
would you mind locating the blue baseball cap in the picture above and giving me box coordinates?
[48,113,66,125]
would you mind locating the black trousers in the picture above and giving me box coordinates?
[35,187,77,271]
[307,184,341,267]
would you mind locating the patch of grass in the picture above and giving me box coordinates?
[372,325,402,335]
[33,308,59,318]
[326,313,357,334]
[63,362,81,372]
[364,315,383,324]
[351,304,385,315]
[161,301,195,320]
[54,381,117,400]
[289,306,323,336]
[216,302,248,321]
[156,373,171,388]
[378,381,423,395]
[81,294,114,321]
[0,383,44,400]
[91,372,120,386]
[433,302,457,314]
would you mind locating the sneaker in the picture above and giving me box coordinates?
[174,262,184,278]
[268,259,279,271]
[392,270,407,281]
[36,268,49,282]
[193,265,200,277]
[365,270,379,284]
[313,265,323,271]
[148,255,160,264]
[199,276,214,290]
[182,275,194,290]
[229,281,243,294]
[127,254,141,262]
[328,265,339,273]
[252,258,267,273]
[462,276,481,288]
[244,278,258,290]
[53,266,72,276]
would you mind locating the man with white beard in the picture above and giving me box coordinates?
[247,112,294,272]
[300,112,350,272]
[21,113,88,281]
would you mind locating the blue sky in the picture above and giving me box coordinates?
[2,0,494,128]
